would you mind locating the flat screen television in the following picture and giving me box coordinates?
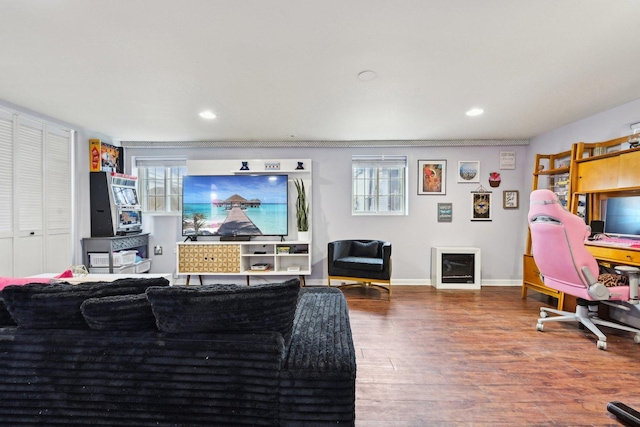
[182,174,289,237]
[603,196,640,238]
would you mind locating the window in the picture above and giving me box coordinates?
[352,155,407,215]
[134,158,187,213]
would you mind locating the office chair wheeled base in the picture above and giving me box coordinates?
[536,304,640,350]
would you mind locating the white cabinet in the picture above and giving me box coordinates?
[179,159,313,285]
[177,241,311,284]
[187,159,312,242]
[43,126,72,273]
[0,110,14,276]
[0,109,72,277]
[15,116,45,277]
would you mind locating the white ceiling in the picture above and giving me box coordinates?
[1,0,640,143]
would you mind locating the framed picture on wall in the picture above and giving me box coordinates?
[471,192,492,221]
[458,161,480,183]
[418,160,446,195]
[503,190,519,209]
[437,202,453,222]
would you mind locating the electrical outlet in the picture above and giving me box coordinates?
[154,245,163,255]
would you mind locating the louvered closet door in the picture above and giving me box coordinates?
[0,110,13,276]
[14,116,44,277]
[44,126,72,273]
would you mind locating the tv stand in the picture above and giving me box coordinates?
[177,240,311,285]
[184,235,198,242]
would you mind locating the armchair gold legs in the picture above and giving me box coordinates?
[328,276,391,300]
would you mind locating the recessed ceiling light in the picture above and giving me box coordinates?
[199,111,216,119]
[466,108,484,117]
[357,70,377,81]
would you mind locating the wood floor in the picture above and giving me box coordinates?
[340,285,640,427]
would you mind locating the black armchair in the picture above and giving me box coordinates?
[327,240,392,300]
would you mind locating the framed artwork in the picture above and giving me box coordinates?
[458,161,480,183]
[500,151,516,170]
[471,192,492,221]
[437,203,453,222]
[418,160,446,195]
[503,190,519,209]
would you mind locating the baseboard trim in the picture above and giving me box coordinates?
[171,277,522,288]
[305,278,521,287]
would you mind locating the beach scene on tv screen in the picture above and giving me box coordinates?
[182,175,288,236]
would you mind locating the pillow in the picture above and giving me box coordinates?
[81,293,156,330]
[2,277,170,329]
[0,277,50,291]
[146,278,300,338]
[0,269,73,291]
[350,241,380,258]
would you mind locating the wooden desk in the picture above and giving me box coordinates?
[585,243,640,267]
[560,243,640,312]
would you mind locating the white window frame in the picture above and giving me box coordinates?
[133,157,187,214]
[352,155,408,216]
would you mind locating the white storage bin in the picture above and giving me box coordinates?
[89,250,137,267]
[134,259,151,273]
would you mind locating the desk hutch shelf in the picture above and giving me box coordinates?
[523,135,640,311]
[571,137,640,268]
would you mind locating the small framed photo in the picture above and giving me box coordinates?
[503,190,519,209]
[471,192,492,221]
[418,160,446,195]
[437,202,453,222]
[500,151,516,170]
[458,161,480,183]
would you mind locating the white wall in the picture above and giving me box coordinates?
[129,96,640,286]
[526,98,640,170]
[6,95,638,285]
[125,145,530,285]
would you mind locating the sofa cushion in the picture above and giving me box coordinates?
[81,293,156,330]
[350,240,379,258]
[0,328,284,426]
[0,279,53,326]
[0,301,15,326]
[280,287,356,424]
[334,256,384,272]
[1,277,170,329]
[146,278,300,338]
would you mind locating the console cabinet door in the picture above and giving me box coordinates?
[44,126,72,273]
[575,156,619,193]
[618,150,640,190]
[178,244,241,274]
[14,117,44,277]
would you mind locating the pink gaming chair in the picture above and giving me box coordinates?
[528,189,640,350]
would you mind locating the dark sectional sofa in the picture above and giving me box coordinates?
[0,277,356,426]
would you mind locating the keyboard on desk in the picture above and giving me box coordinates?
[588,234,640,248]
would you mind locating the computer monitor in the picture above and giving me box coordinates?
[603,196,640,238]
